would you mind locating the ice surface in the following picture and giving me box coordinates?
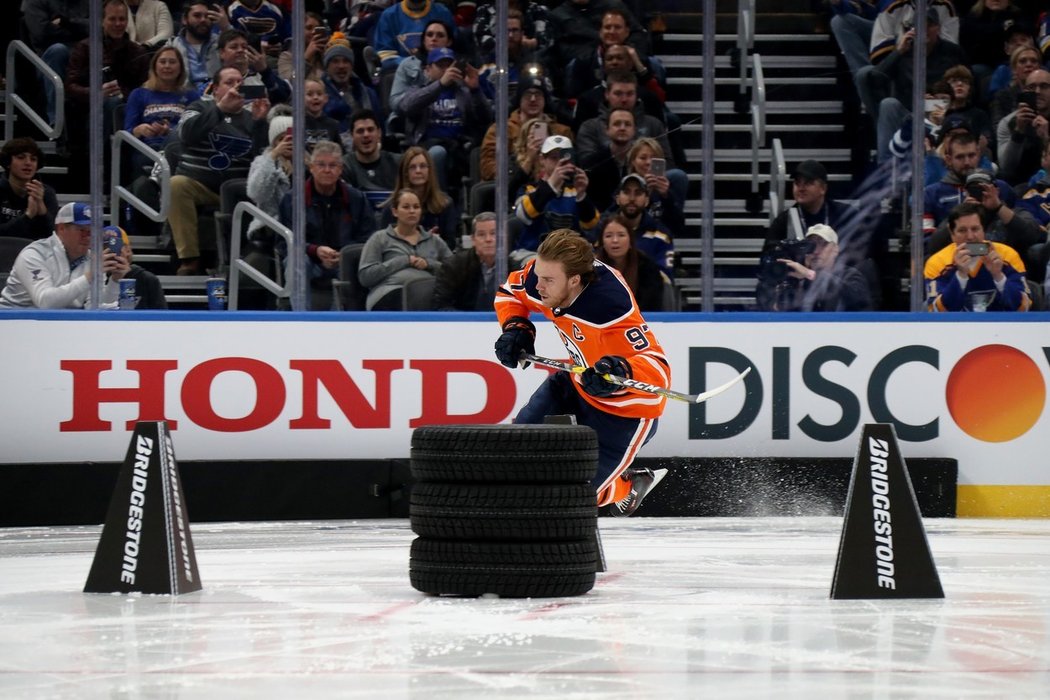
[1,518,1049,699]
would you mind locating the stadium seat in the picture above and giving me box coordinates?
[332,243,366,311]
[402,276,435,311]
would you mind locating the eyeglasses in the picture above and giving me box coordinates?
[311,161,341,170]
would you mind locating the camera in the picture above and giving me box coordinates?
[1017,91,1037,110]
[758,237,813,284]
[964,171,992,200]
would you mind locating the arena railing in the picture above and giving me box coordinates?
[4,40,64,142]
[109,131,171,235]
[227,202,293,310]
[768,137,785,224]
[747,53,767,213]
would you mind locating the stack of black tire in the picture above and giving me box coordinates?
[409,424,600,598]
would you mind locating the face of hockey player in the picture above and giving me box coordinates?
[533,256,581,309]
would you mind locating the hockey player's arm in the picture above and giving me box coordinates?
[494,265,534,325]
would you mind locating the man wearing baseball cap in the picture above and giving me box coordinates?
[0,202,129,309]
[763,159,857,255]
[769,223,874,312]
[398,45,493,189]
[512,135,599,268]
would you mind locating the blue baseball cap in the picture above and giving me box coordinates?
[55,202,92,226]
[427,47,455,65]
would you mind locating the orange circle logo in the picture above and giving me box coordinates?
[945,345,1046,442]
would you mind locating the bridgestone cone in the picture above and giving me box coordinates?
[409,538,597,598]
[410,483,597,541]
[411,424,598,484]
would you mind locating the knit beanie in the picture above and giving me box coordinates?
[268,115,293,145]
[324,32,355,66]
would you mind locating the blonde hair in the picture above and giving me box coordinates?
[515,117,546,178]
[537,229,595,284]
[627,137,664,174]
[143,46,190,92]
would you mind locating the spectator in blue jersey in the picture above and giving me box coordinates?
[513,135,600,268]
[0,138,58,241]
[925,133,1040,257]
[373,0,455,72]
[594,214,667,312]
[763,160,856,255]
[321,33,383,132]
[389,19,454,115]
[925,202,1031,312]
[169,66,270,275]
[167,2,225,91]
[397,46,494,190]
[227,0,289,60]
[1016,138,1050,284]
[606,174,675,279]
[124,46,201,174]
[204,29,291,105]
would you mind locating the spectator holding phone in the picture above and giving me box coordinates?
[479,74,572,183]
[389,19,454,115]
[625,137,684,236]
[227,0,290,59]
[203,28,291,105]
[277,11,328,83]
[169,66,270,275]
[997,68,1050,185]
[167,2,227,91]
[0,138,59,241]
[0,203,128,309]
[513,135,600,268]
[924,133,1039,256]
[925,202,1031,312]
[397,46,494,190]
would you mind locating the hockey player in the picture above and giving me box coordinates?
[493,228,670,516]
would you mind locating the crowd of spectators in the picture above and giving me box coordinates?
[5,0,1050,313]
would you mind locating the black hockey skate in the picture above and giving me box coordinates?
[610,467,668,517]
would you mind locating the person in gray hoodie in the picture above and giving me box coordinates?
[358,188,451,310]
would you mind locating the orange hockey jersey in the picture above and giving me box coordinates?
[495,259,670,419]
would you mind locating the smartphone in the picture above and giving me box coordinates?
[285,127,293,140]
[102,227,123,256]
[246,33,262,52]
[313,26,330,41]
[531,121,549,141]
[240,83,267,100]
[561,147,576,165]
[965,242,990,256]
[101,65,113,82]
[454,58,468,74]
[650,157,666,177]
[1018,91,1037,110]
[923,98,948,113]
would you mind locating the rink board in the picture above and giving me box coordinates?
[0,311,1047,515]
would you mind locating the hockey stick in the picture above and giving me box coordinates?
[521,353,751,405]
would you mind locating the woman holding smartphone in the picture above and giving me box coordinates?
[626,138,684,235]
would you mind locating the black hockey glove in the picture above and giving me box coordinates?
[494,316,536,368]
[579,355,632,398]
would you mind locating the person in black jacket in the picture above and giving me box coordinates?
[0,138,58,241]
[278,140,374,311]
[764,159,856,255]
[432,212,499,311]
[593,214,665,311]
